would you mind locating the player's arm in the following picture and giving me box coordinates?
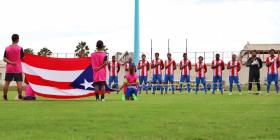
[107,62,111,71]
[227,61,231,69]
[3,50,16,65]
[265,57,271,67]
[189,61,192,70]
[160,60,164,70]
[211,61,215,69]
[221,61,225,70]
[180,61,183,70]
[237,61,241,72]
[137,62,141,70]
[173,61,177,70]
[118,77,127,91]
[94,56,108,71]
[258,58,263,69]
[20,48,24,60]
[147,62,150,71]
[204,64,207,73]
[195,64,199,72]
[117,63,120,73]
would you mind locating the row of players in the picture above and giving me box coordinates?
[109,49,279,95]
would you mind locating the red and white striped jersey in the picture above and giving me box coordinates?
[227,60,241,76]
[151,59,164,75]
[266,56,280,74]
[212,60,225,76]
[108,61,120,76]
[165,59,176,75]
[138,60,150,76]
[195,62,207,77]
[180,59,192,76]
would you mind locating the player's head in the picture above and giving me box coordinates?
[198,56,203,62]
[251,50,257,57]
[232,54,237,60]
[141,54,146,60]
[128,57,133,63]
[112,55,116,61]
[183,53,187,59]
[215,53,220,60]
[11,34,19,44]
[269,49,275,56]
[96,40,104,50]
[167,53,171,59]
[129,63,136,74]
[155,52,159,59]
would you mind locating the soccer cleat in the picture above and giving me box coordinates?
[121,95,125,101]
[228,92,233,96]
[266,93,270,96]
[132,94,138,101]
[3,95,8,101]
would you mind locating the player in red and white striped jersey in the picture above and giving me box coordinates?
[227,54,241,95]
[265,49,280,94]
[108,56,120,91]
[211,53,225,94]
[164,53,177,94]
[195,56,207,94]
[179,53,192,93]
[151,53,164,94]
[137,54,150,94]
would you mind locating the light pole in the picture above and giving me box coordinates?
[134,0,140,65]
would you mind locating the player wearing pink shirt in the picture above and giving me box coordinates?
[164,53,177,94]
[137,54,150,94]
[266,49,280,94]
[3,34,24,101]
[91,40,108,101]
[227,54,241,95]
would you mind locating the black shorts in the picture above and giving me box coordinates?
[93,81,106,89]
[5,73,23,82]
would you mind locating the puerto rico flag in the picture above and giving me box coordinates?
[22,54,112,99]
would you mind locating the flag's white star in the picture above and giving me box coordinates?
[80,79,93,90]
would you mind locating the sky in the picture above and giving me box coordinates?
[0,0,279,60]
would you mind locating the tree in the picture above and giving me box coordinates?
[38,47,52,57]
[75,41,90,58]
[23,48,34,54]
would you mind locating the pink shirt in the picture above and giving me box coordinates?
[91,51,107,82]
[25,84,35,97]
[4,45,23,73]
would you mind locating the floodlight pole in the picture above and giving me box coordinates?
[134,0,140,65]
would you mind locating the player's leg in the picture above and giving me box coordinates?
[186,75,191,93]
[179,75,185,93]
[139,76,144,94]
[255,73,261,92]
[248,73,253,93]
[100,82,106,101]
[109,76,113,88]
[267,74,272,93]
[94,83,100,101]
[164,75,169,94]
[202,77,207,94]
[229,76,234,95]
[212,76,218,94]
[273,74,279,94]
[132,88,138,100]
[234,76,242,93]
[152,75,157,94]
[125,87,132,100]
[170,75,175,94]
[218,76,223,94]
[14,73,23,99]
[143,76,148,94]
[195,77,200,95]
[114,76,119,93]
[3,73,13,101]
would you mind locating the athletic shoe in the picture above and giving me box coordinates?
[3,95,7,101]
[228,92,233,96]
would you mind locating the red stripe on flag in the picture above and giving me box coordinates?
[22,53,91,70]
[25,74,73,89]
[34,91,95,99]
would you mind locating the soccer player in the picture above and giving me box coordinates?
[3,34,24,101]
[246,50,263,94]
[151,52,164,94]
[91,40,108,101]
[164,53,177,94]
[179,53,192,93]
[195,56,207,95]
[137,54,150,94]
[265,49,279,95]
[227,54,241,95]
[108,56,120,92]
[124,57,133,72]
[211,53,225,94]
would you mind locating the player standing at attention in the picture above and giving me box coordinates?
[3,34,24,101]
[91,40,108,101]
[227,54,242,95]
[164,53,177,94]
[265,49,280,95]
[195,56,207,95]
[151,53,164,94]
[137,54,150,94]
[211,53,225,94]
[179,53,192,94]
[108,55,120,93]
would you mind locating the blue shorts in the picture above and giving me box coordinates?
[213,76,223,83]
[152,74,162,83]
[267,74,278,83]
[180,75,190,83]
[125,87,138,97]
[109,76,118,84]
[196,77,206,85]
[165,75,174,83]
[229,76,239,84]
[139,76,148,84]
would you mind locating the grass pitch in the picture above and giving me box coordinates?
[0,91,280,140]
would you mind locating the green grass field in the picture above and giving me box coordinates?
[0,90,280,140]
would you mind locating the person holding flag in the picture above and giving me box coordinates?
[265,49,280,95]
[91,40,108,101]
[151,52,164,94]
[137,54,150,94]
[211,53,225,94]
[108,55,120,92]
[227,54,242,95]
[164,53,177,94]
[195,56,208,95]
[179,53,192,93]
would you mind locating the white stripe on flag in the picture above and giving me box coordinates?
[22,62,83,82]
[29,83,93,96]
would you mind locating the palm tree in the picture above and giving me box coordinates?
[23,48,34,54]
[38,47,52,57]
[75,41,90,58]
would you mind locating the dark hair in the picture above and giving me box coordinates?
[183,53,187,56]
[155,52,159,55]
[251,50,257,53]
[11,34,19,43]
[216,53,220,56]
[96,40,104,49]
[142,54,146,57]
[167,53,171,56]
[199,56,203,59]
[270,49,275,53]
[112,55,115,58]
